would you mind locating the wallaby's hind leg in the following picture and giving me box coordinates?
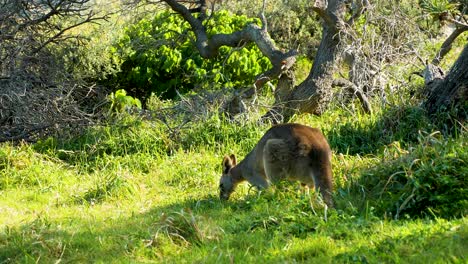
[299,182,313,196]
[263,139,289,184]
[263,151,288,184]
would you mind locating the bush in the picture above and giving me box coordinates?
[109,10,271,101]
[350,131,467,219]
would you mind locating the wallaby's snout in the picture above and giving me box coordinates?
[219,181,231,200]
[219,186,231,200]
[219,154,238,201]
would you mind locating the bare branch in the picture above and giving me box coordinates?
[0,0,113,141]
[311,0,335,27]
[31,12,109,54]
[161,0,298,90]
[446,17,468,29]
[163,0,207,41]
[432,26,468,65]
[260,0,267,31]
[0,124,52,143]
[333,78,372,114]
[347,0,369,26]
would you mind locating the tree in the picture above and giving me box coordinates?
[0,0,109,142]
[128,0,466,123]
[144,0,368,123]
[424,44,468,118]
[419,0,468,65]
[418,0,467,119]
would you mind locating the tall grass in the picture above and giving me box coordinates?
[0,97,466,262]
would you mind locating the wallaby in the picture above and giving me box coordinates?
[219,123,333,207]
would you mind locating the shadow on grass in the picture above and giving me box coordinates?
[2,188,467,262]
[334,122,467,220]
[0,191,328,263]
[0,217,129,263]
[332,223,468,263]
[327,106,436,155]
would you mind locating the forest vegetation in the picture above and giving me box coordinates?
[0,0,467,262]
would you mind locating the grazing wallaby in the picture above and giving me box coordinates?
[219,123,333,207]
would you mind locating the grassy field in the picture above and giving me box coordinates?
[0,99,467,263]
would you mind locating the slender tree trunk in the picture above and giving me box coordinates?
[288,23,341,116]
[424,44,468,119]
[264,0,346,122]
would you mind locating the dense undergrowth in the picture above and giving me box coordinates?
[0,97,466,263]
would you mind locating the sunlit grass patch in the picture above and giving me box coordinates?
[0,97,466,262]
[0,144,76,190]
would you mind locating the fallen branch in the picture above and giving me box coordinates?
[333,78,372,114]
[0,124,53,143]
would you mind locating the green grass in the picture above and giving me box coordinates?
[1,101,467,263]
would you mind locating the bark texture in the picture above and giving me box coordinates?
[424,45,468,118]
[163,0,357,122]
[264,0,347,121]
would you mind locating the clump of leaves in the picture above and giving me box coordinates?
[108,89,142,113]
[419,0,460,20]
[109,10,271,100]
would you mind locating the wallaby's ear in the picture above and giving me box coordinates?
[222,155,233,174]
[230,154,237,166]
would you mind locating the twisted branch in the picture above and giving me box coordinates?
[162,0,297,90]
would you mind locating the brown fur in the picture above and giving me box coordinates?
[219,123,333,207]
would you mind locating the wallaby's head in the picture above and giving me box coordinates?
[219,154,237,200]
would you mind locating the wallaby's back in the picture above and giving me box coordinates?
[219,123,333,207]
[256,124,333,205]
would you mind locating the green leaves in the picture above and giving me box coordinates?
[110,10,271,100]
[350,131,467,219]
[419,0,460,19]
[108,89,142,113]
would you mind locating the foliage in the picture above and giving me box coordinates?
[416,0,466,38]
[217,0,322,56]
[419,0,461,18]
[327,107,434,155]
[294,56,313,84]
[108,89,142,113]
[262,0,322,56]
[348,131,467,219]
[1,0,468,262]
[0,0,109,142]
[1,92,467,262]
[109,10,271,101]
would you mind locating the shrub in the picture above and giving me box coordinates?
[350,131,467,219]
[108,89,142,113]
[109,10,271,101]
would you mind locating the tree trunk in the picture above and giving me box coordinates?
[424,44,468,118]
[162,0,361,123]
[264,0,346,122]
